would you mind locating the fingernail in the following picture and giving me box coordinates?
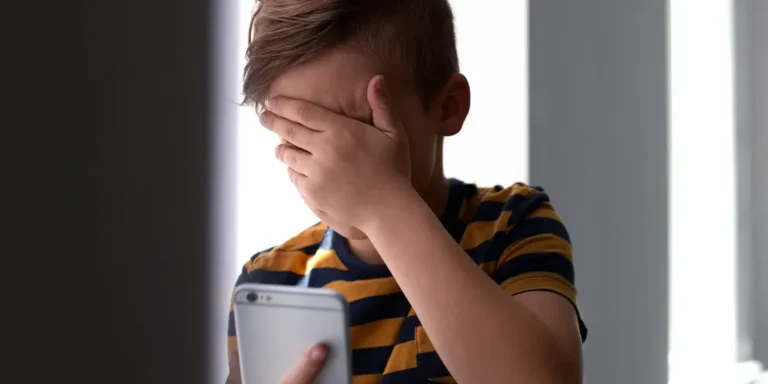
[264,98,272,110]
[310,345,327,362]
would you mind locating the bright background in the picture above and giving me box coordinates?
[233,0,529,271]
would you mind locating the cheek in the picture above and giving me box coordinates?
[404,125,438,192]
[397,99,439,191]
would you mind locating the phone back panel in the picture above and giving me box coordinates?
[233,284,351,384]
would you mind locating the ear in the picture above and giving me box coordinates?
[433,73,470,137]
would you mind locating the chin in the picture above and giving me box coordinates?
[329,224,368,240]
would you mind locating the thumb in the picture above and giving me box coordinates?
[367,75,404,137]
[281,344,328,384]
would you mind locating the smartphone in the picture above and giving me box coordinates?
[233,283,352,384]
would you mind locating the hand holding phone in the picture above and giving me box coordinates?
[280,344,329,384]
[233,284,351,384]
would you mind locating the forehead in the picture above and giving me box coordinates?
[266,48,378,122]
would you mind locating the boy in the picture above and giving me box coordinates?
[227,1,587,383]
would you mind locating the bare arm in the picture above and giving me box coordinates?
[361,185,583,384]
[225,349,242,384]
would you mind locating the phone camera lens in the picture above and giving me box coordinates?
[246,292,258,302]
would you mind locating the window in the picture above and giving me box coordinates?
[668,1,763,382]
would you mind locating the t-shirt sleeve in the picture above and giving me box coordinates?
[492,195,588,342]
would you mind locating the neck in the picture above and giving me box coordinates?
[348,156,450,265]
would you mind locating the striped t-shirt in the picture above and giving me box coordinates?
[227,179,587,383]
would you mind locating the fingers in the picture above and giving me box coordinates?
[287,166,308,190]
[281,344,329,384]
[276,144,313,176]
[265,96,340,133]
[366,75,404,137]
[260,110,318,151]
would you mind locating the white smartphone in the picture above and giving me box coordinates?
[233,283,352,384]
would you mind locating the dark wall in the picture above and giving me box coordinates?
[69,1,213,383]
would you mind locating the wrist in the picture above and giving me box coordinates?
[359,180,424,235]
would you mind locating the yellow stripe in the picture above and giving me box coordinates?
[501,271,577,302]
[407,307,416,317]
[415,326,436,353]
[277,223,327,250]
[350,317,404,349]
[323,276,400,303]
[244,250,309,275]
[498,233,573,265]
[479,261,497,277]
[307,248,349,271]
[459,210,512,250]
[353,374,382,384]
[382,340,418,374]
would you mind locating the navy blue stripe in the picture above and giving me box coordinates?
[243,269,304,285]
[472,192,533,222]
[247,247,275,262]
[493,252,574,285]
[473,189,549,224]
[306,267,393,287]
[349,292,410,326]
[505,192,548,227]
[416,351,451,378]
[380,367,424,383]
[446,220,468,243]
[466,216,571,264]
[351,346,393,376]
[227,310,236,336]
[464,230,510,264]
[440,180,465,224]
[506,216,571,244]
[395,315,421,344]
[472,201,506,222]
[296,242,321,255]
[578,317,588,342]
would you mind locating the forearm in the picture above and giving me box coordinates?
[363,185,576,383]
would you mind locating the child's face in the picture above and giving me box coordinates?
[265,48,444,240]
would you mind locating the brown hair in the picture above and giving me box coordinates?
[242,0,459,110]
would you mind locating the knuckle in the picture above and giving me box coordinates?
[295,103,313,123]
[285,125,297,141]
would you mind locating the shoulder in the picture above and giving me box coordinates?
[458,182,570,262]
[468,182,558,226]
[237,222,328,285]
